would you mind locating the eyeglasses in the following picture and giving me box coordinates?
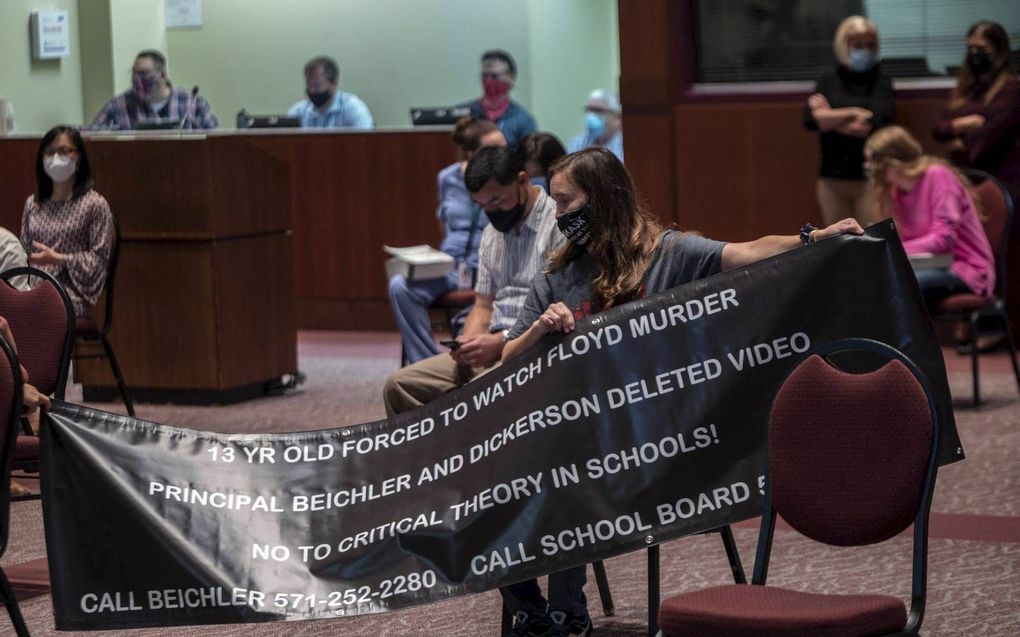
[44,147,79,158]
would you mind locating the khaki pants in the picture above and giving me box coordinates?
[383,352,499,416]
[816,177,876,226]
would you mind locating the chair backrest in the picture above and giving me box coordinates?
[967,169,1014,299]
[756,339,941,633]
[0,267,75,400]
[0,334,24,557]
[767,340,939,547]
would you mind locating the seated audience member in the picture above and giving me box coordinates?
[0,316,49,414]
[91,50,217,130]
[499,147,862,635]
[462,50,537,146]
[520,132,566,191]
[382,145,563,416]
[20,126,114,317]
[865,126,995,309]
[804,16,894,226]
[389,117,506,363]
[0,314,50,497]
[567,89,624,161]
[288,56,374,129]
[0,228,28,282]
[933,21,1020,207]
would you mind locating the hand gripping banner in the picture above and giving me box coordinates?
[41,220,961,630]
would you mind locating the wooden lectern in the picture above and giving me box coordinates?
[76,135,296,404]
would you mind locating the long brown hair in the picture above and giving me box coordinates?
[864,126,975,219]
[547,147,661,308]
[949,21,1015,110]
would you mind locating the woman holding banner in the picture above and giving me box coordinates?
[498,147,862,635]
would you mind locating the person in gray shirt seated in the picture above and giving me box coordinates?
[288,56,374,129]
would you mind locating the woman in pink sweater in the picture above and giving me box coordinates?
[864,125,995,309]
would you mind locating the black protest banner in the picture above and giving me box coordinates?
[42,220,960,630]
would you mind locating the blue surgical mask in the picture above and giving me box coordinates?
[848,48,877,73]
[585,112,606,138]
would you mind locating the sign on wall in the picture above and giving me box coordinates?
[166,0,203,29]
[30,10,70,60]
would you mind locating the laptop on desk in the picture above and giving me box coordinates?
[410,106,471,126]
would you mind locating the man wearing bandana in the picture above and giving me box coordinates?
[90,50,218,130]
[288,56,374,129]
[461,50,537,147]
[383,145,562,416]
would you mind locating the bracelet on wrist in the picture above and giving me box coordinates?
[799,223,818,245]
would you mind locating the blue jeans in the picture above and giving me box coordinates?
[388,273,458,364]
[500,565,588,620]
[914,269,971,310]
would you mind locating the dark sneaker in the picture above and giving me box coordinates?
[508,609,553,637]
[548,609,593,636]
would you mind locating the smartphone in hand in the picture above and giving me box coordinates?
[440,339,460,350]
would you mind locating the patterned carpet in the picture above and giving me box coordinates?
[1,332,1017,636]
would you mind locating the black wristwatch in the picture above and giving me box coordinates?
[800,223,818,245]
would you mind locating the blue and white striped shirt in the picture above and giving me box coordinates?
[567,130,624,162]
[475,187,564,332]
[287,91,374,129]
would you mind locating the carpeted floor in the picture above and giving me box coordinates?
[1,331,1018,636]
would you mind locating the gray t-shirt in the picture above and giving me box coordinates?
[508,230,725,339]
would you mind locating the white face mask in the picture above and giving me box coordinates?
[44,154,77,183]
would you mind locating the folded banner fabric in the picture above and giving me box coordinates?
[42,220,960,630]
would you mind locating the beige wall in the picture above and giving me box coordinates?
[165,0,619,141]
[0,0,85,134]
[1,0,619,141]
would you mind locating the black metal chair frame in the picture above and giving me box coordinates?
[498,525,746,636]
[0,334,32,636]
[70,216,135,416]
[749,338,941,637]
[933,170,1020,406]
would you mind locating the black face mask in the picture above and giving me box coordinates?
[485,186,527,233]
[308,90,332,108]
[967,50,992,74]
[557,202,592,248]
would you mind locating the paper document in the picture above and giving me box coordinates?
[384,245,454,281]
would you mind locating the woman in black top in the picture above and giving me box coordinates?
[804,15,895,226]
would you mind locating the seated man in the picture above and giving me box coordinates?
[288,56,374,129]
[91,50,218,130]
[461,50,537,147]
[1,315,50,497]
[383,145,563,415]
[567,89,624,162]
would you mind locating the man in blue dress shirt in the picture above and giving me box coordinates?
[461,50,537,147]
[567,88,624,162]
[288,56,374,129]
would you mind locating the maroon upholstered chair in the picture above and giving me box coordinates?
[657,338,940,637]
[930,170,1020,406]
[0,333,32,635]
[0,267,74,402]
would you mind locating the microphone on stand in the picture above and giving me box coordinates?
[178,86,200,136]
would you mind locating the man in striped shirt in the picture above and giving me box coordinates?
[90,50,218,131]
[383,145,562,415]
[287,56,374,129]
